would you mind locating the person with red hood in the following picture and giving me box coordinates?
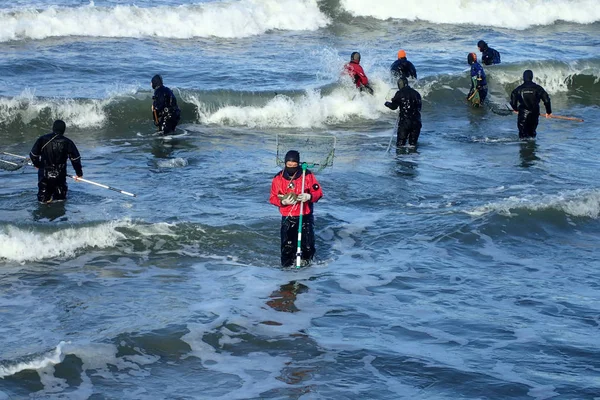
[270,150,323,267]
[343,52,374,95]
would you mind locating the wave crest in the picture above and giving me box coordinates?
[467,189,600,219]
[0,0,330,42]
[0,220,128,263]
[338,0,600,29]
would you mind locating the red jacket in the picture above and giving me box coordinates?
[344,60,369,88]
[270,169,323,217]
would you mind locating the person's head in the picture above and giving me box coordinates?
[284,150,300,174]
[467,52,477,65]
[151,74,163,90]
[284,150,300,166]
[350,52,361,63]
[397,49,406,59]
[477,40,487,51]
[523,69,534,82]
[52,120,66,135]
[397,77,409,90]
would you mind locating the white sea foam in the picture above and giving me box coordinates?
[0,341,67,378]
[0,0,329,42]
[190,82,391,129]
[489,60,600,94]
[0,89,108,129]
[0,220,128,263]
[155,157,188,168]
[340,0,600,29]
[466,189,600,218]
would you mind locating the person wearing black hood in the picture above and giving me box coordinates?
[385,77,422,147]
[151,74,181,135]
[510,70,552,139]
[269,150,323,267]
[29,120,83,204]
[477,40,501,66]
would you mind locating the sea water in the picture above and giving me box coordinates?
[0,0,599,398]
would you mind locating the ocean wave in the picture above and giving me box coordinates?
[0,89,109,130]
[0,59,596,133]
[192,85,385,128]
[466,189,600,219]
[0,220,128,263]
[486,59,600,95]
[0,341,68,378]
[0,0,329,42]
[337,0,600,30]
[0,341,130,380]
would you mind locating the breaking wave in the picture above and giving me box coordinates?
[336,0,600,30]
[0,0,329,42]
[0,59,596,134]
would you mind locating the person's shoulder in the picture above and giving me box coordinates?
[273,170,283,178]
[37,132,53,140]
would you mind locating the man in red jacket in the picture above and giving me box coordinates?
[343,52,374,95]
[270,150,323,267]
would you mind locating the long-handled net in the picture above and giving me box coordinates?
[0,152,30,171]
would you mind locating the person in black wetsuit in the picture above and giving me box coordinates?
[151,74,181,135]
[510,70,552,139]
[385,77,422,147]
[477,40,501,66]
[29,120,83,204]
[390,49,417,80]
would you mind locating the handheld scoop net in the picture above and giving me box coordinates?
[276,134,336,172]
[276,133,336,268]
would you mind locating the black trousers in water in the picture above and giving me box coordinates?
[280,214,315,267]
[517,110,539,139]
[157,113,181,135]
[38,178,68,203]
[396,119,422,146]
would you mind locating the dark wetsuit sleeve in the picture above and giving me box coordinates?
[386,91,401,110]
[30,137,43,168]
[153,88,168,113]
[68,139,83,176]
[482,49,492,65]
[409,62,417,79]
[539,86,552,114]
[510,87,519,111]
